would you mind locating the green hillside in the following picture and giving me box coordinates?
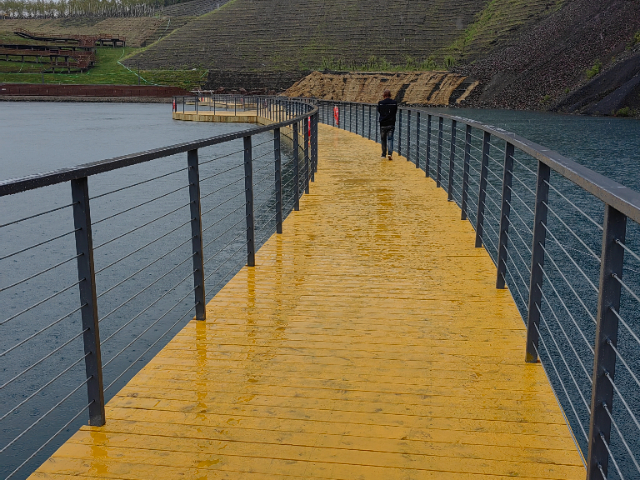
[123,0,488,87]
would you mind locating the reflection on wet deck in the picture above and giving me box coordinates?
[31,124,585,479]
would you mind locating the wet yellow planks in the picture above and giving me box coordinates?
[31,124,585,479]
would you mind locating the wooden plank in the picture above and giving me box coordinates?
[30,124,584,479]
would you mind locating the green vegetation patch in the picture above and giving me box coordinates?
[0,46,206,89]
[586,59,602,79]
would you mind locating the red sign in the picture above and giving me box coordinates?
[334,106,339,126]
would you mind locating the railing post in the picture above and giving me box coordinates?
[525,160,551,362]
[71,177,105,427]
[398,109,403,157]
[416,111,421,169]
[447,119,457,201]
[293,121,300,211]
[496,142,515,288]
[368,104,372,140]
[187,149,206,320]
[243,136,255,267]
[407,110,411,162]
[274,128,283,234]
[586,205,627,480]
[312,113,318,177]
[304,117,310,194]
[461,124,472,220]
[425,114,431,177]
[375,105,378,143]
[475,131,491,248]
[437,117,443,188]
[355,103,358,134]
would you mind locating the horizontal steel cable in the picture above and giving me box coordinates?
[598,464,607,480]
[598,430,626,480]
[0,253,80,294]
[544,180,603,231]
[540,242,597,324]
[255,209,280,233]
[96,218,192,277]
[509,172,537,199]
[204,239,248,283]
[616,239,640,264]
[607,340,640,390]
[91,167,186,201]
[97,234,195,300]
[204,220,247,259]
[603,402,640,475]
[94,201,191,250]
[505,186,535,219]
[200,189,245,218]
[510,155,538,178]
[532,328,589,442]
[610,307,640,350]
[1,228,79,262]
[0,279,83,327]
[0,376,90,453]
[202,203,247,237]
[104,301,196,393]
[504,244,531,284]
[200,175,244,201]
[5,401,92,480]
[0,202,76,229]
[537,270,595,354]
[99,252,195,327]
[541,222,599,293]
[0,328,87,391]
[605,372,640,433]
[199,146,246,166]
[102,271,196,366]
[612,273,640,306]
[504,268,527,308]
[544,201,601,262]
[503,198,534,236]
[0,304,85,358]
[203,230,247,267]
[480,199,502,227]
[0,352,88,423]
[537,294,593,384]
[199,162,244,183]
[539,312,592,413]
[93,184,190,226]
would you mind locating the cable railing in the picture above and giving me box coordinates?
[313,98,640,480]
[0,96,318,480]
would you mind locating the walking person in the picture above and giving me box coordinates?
[378,90,398,160]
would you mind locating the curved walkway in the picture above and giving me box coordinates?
[31,124,585,479]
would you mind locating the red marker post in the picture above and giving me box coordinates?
[333,106,339,126]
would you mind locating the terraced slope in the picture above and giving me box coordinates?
[160,0,233,17]
[124,0,488,89]
[445,0,563,60]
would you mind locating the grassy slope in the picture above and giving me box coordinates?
[444,0,564,61]
[124,0,489,73]
[0,44,207,89]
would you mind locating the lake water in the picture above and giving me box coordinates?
[1,102,639,479]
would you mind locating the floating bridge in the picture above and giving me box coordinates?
[1,96,639,480]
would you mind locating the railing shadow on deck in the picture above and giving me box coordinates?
[1,93,639,480]
[0,96,318,480]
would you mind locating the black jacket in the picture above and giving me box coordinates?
[378,98,398,126]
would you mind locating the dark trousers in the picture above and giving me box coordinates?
[380,125,395,156]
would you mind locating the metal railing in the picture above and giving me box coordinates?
[0,96,318,479]
[313,98,640,480]
[173,93,260,116]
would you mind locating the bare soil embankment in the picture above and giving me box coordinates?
[285,71,478,106]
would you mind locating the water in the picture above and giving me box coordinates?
[2,102,640,478]
[0,102,301,479]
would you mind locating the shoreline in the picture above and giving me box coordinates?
[0,95,173,103]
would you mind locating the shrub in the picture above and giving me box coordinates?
[615,107,633,117]
[443,56,456,70]
[586,60,602,79]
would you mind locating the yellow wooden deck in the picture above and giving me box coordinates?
[31,124,585,479]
